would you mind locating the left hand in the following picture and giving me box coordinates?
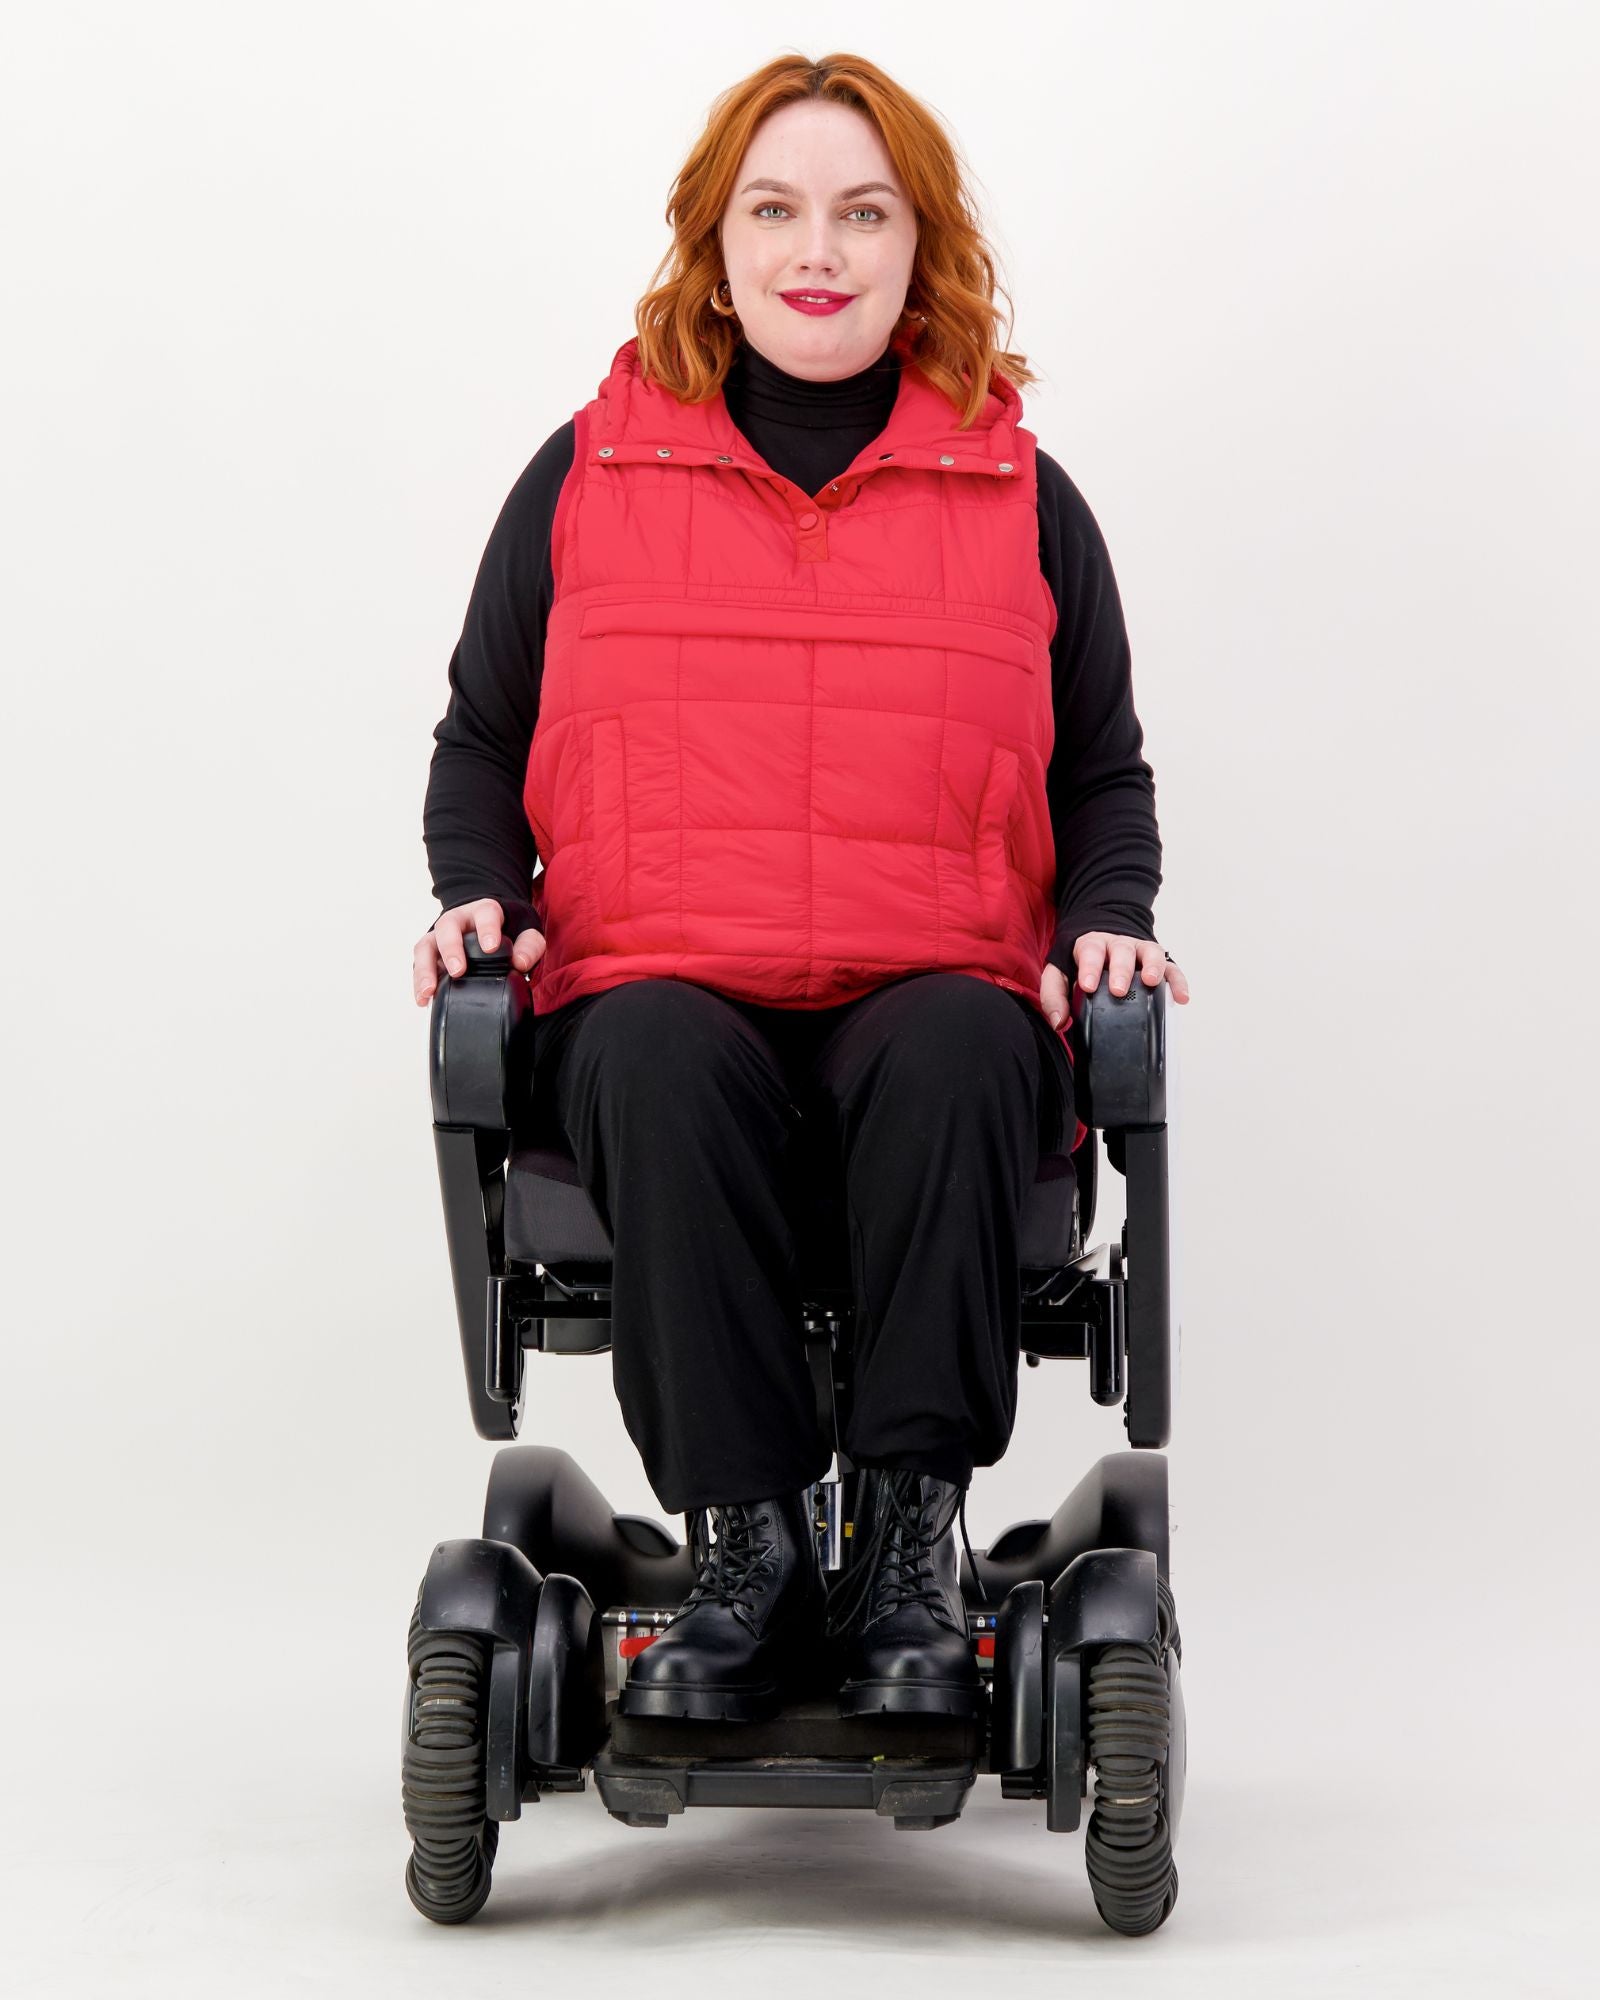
[1040,932,1191,1029]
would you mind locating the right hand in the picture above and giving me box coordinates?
[413,897,546,1007]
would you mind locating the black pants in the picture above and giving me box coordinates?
[530,970,1075,1514]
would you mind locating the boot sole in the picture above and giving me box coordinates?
[616,1679,785,1723]
[836,1677,984,1719]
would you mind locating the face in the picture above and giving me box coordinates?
[718,99,917,381]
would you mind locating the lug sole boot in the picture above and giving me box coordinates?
[616,1486,830,1723]
[824,1467,985,1719]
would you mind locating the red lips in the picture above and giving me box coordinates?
[779,290,855,316]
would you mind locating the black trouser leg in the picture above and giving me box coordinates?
[797,972,1065,1488]
[531,971,1071,1513]
[532,978,832,1515]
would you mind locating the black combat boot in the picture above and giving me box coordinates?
[616,1486,829,1722]
[823,1466,985,1718]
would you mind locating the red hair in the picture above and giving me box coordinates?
[634,51,1037,427]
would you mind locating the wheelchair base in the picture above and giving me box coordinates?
[595,1697,979,1826]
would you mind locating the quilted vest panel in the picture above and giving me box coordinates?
[523,334,1076,1102]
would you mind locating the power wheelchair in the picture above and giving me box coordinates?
[403,938,1185,1935]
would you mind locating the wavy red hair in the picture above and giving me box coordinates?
[634,52,1036,427]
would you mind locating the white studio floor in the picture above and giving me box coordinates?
[5,1577,1590,2000]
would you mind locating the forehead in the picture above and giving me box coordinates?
[736,99,896,189]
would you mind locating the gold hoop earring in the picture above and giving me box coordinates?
[709,278,738,318]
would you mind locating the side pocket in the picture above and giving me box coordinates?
[589,715,629,921]
[974,744,1020,939]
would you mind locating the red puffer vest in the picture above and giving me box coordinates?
[525,333,1082,1141]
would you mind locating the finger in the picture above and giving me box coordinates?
[1165,959,1192,1002]
[434,913,467,978]
[1107,939,1138,996]
[1138,939,1166,985]
[1040,963,1069,1026]
[473,898,504,954]
[1074,934,1106,992]
[511,927,547,971]
[413,933,441,1006]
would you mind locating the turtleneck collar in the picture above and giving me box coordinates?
[722,337,902,432]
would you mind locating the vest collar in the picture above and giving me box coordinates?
[587,335,1025,493]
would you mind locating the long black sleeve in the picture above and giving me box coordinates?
[422,422,574,940]
[1035,450,1164,976]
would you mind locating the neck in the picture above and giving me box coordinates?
[724,337,902,431]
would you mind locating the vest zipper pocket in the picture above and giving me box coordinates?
[974,745,1021,938]
[589,715,629,921]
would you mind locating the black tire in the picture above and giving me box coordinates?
[401,1596,498,1924]
[1083,1574,1183,1935]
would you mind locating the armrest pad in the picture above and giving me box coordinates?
[1075,978,1167,1131]
[428,935,536,1129]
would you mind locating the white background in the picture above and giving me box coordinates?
[4,2,1596,1992]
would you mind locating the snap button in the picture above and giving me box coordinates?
[829,481,840,490]
[596,446,614,458]
[938,453,955,466]
[878,451,894,460]
[715,453,732,463]
[797,510,819,529]
[997,460,1014,472]
[656,447,673,458]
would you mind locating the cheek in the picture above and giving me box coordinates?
[728,240,781,287]
[862,234,915,288]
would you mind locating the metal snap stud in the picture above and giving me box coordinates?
[715,453,732,463]
[938,453,955,466]
[997,460,1014,472]
[656,447,673,458]
[879,451,894,459]
[829,481,840,490]
[597,446,614,458]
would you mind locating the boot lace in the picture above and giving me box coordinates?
[824,1468,986,1641]
[678,1503,778,1624]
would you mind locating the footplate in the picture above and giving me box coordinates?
[593,1746,976,1829]
[595,1694,979,1827]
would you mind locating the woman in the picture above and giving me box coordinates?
[413,53,1189,1724]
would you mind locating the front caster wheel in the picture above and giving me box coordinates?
[1083,1573,1183,1935]
[401,1597,498,1923]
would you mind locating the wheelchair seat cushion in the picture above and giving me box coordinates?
[503,1140,1080,1274]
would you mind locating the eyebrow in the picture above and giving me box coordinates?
[738,178,901,201]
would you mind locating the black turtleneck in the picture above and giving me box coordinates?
[423,340,1164,980]
[721,337,903,494]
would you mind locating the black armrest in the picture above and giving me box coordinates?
[428,935,538,1440]
[1074,976,1167,1133]
[429,934,536,1130]
[1073,979,1172,1449]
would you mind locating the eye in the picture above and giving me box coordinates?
[752,203,887,223]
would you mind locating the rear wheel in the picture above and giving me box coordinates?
[1083,1574,1183,1935]
[401,1596,498,1924]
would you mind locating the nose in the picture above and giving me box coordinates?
[795,214,842,277]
